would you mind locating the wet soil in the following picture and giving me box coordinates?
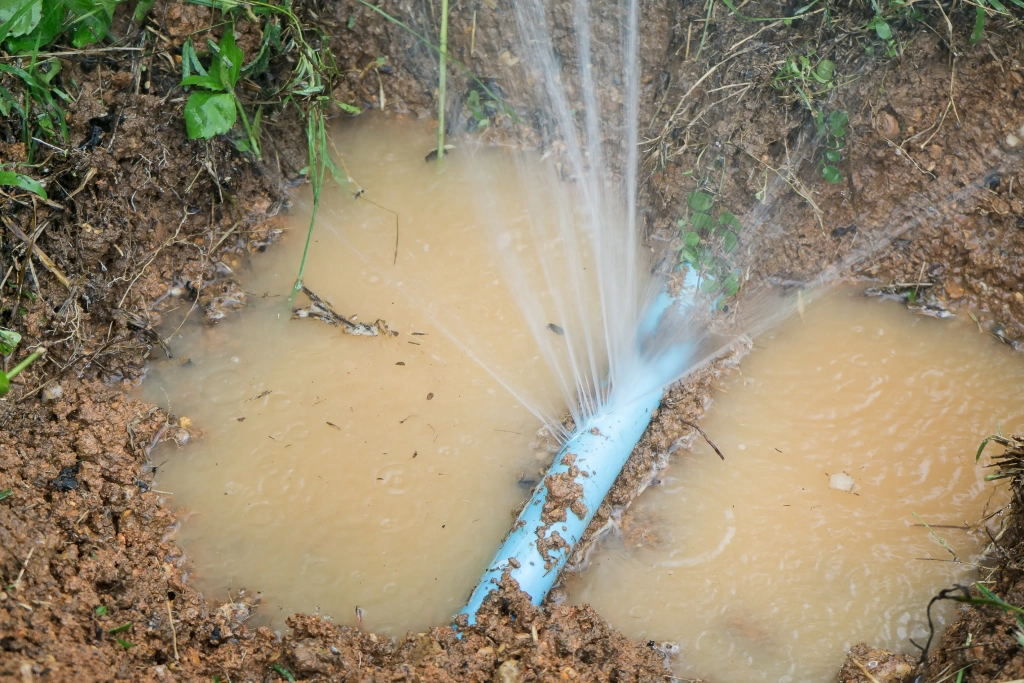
[2,0,1024,681]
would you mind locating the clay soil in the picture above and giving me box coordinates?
[1,1,1024,681]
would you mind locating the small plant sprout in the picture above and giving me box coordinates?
[181,25,262,158]
[818,109,849,185]
[0,329,45,397]
[436,0,449,161]
[677,171,742,307]
[771,51,840,110]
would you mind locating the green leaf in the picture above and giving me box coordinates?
[825,149,842,163]
[336,101,360,115]
[241,19,280,79]
[185,92,237,139]
[681,246,698,264]
[814,59,834,83]
[987,0,1008,12]
[683,231,700,247]
[181,74,221,90]
[676,218,687,229]
[724,274,740,296]
[0,328,21,355]
[827,110,849,138]
[976,434,1004,462]
[181,39,208,83]
[970,5,984,45]
[690,212,713,230]
[64,0,117,47]
[272,664,296,682]
[95,605,107,615]
[4,0,63,53]
[873,18,892,40]
[1008,0,1024,9]
[687,190,714,212]
[822,165,843,184]
[0,171,47,199]
[700,278,722,293]
[115,638,135,649]
[34,57,60,86]
[0,0,42,39]
[718,211,742,231]
[109,622,132,634]
[0,488,12,500]
[722,231,738,252]
[217,25,243,89]
[134,0,156,20]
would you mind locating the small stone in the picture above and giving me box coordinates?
[173,429,190,446]
[829,472,855,493]
[945,282,965,299]
[41,384,63,402]
[875,112,899,139]
[1007,133,1021,148]
[179,416,193,430]
[495,660,522,683]
[1015,292,1024,303]
[53,464,80,491]
[927,145,942,160]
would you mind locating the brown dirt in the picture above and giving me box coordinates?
[3,0,1024,681]
[918,436,1024,682]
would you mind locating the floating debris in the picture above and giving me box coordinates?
[829,472,855,493]
[292,286,389,336]
[907,304,955,319]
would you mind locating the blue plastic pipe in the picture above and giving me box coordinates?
[459,273,701,624]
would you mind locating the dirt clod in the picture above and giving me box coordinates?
[838,644,918,682]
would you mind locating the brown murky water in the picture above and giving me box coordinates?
[147,120,1018,677]
[565,289,1020,682]
[145,117,575,633]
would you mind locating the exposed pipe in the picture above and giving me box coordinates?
[459,276,702,623]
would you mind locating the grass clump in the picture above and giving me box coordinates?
[0,0,363,298]
[176,0,362,296]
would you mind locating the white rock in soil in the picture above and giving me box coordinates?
[1008,133,1021,148]
[829,472,855,493]
[41,384,63,402]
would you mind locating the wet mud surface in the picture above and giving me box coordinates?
[2,0,1024,681]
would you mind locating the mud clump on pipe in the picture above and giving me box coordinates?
[541,453,588,524]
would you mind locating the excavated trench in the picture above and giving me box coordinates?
[2,2,1024,682]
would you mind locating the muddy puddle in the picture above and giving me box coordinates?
[565,289,1021,681]
[147,118,1019,667]
[143,117,578,633]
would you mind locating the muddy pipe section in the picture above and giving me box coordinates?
[460,285,701,620]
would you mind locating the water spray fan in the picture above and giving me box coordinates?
[459,272,703,623]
